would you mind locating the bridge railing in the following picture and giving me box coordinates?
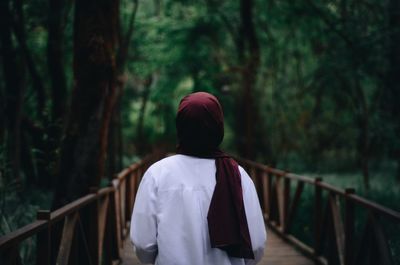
[2,154,399,265]
[0,153,161,265]
[237,157,400,265]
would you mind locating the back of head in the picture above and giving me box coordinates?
[176,92,224,156]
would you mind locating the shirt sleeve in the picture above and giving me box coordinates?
[240,167,267,265]
[130,168,158,264]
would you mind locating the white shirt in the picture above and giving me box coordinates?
[130,154,267,265]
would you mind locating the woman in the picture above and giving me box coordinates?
[130,92,266,265]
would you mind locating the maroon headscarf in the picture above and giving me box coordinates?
[176,92,254,259]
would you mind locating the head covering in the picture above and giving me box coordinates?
[176,92,254,259]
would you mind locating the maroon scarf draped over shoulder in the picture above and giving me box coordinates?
[176,92,254,259]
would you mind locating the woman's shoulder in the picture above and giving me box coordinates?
[145,154,189,175]
[148,154,184,168]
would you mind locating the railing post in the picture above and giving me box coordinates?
[345,188,355,265]
[36,210,51,265]
[282,176,290,233]
[126,172,133,223]
[261,171,269,219]
[119,179,126,236]
[112,182,122,253]
[314,177,323,256]
[266,171,272,220]
[88,187,100,265]
[104,188,120,264]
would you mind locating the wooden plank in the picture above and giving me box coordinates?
[125,173,132,223]
[261,172,270,217]
[286,181,304,233]
[270,176,280,224]
[119,181,126,235]
[347,194,400,221]
[282,178,290,232]
[370,214,394,265]
[77,215,95,265]
[111,190,122,253]
[329,194,345,265]
[87,188,100,265]
[0,220,47,249]
[354,213,373,265]
[277,177,284,227]
[103,189,120,264]
[121,228,316,265]
[56,212,79,265]
[314,177,323,256]
[51,194,97,223]
[98,195,110,262]
[344,188,355,265]
[36,210,51,265]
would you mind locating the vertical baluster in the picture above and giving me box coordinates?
[270,174,278,224]
[120,180,126,236]
[105,189,120,264]
[112,183,122,253]
[88,187,100,265]
[126,172,132,223]
[282,177,290,233]
[261,171,269,220]
[266,171,272,220]
[345,188,355,265]
[314,177,323,256]
[98,195,109,265]
[36,210,51,265]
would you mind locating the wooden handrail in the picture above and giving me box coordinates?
[0,152,162,265]
[1,153,398,265]
[236,157,400,265]
[0,221,48,250]
[236,157,400,219]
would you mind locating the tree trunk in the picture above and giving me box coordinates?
[106,0,139,173]
[136,76,153,155]
[48,0,67,124]
[52,0,119,208]
[386,0,400,182]
[236,0,260,159]
[0,0,25,186]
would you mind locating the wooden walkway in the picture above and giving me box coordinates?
[121,228,314,265]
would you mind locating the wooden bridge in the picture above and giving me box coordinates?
[1,154,399,265]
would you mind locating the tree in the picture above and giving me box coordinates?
[0,0,25,186]
[235,0,261,159]
[52,0,119,208]
[383,0,400,181]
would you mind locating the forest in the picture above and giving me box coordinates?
[1,0,399,241]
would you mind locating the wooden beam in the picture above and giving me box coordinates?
[344,188,355,265]
[36,210,51,265]
[286,181,304,233]
[56,212,79,265]
[314,177,323,256]
[329,194,345,265]
[370,214,394,265]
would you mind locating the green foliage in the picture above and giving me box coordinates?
[1,0,399,254]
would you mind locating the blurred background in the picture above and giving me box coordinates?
[0,0,399,239]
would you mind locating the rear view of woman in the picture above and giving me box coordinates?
[130,92,266,265]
